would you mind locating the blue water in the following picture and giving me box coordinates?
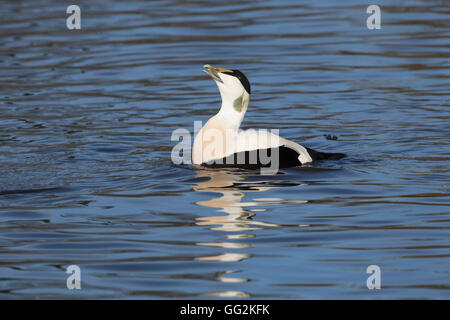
[0,0,449,299]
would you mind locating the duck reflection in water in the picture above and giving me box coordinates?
[192,168,307,257]
[194,168,280,233]
[191,168,308,297]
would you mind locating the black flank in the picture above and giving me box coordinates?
[202,146,346,169]
[202,146,300,169]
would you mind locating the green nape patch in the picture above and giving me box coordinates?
[233,95,244,112]
[233,93,249,112]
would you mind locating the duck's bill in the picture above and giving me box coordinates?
[203,64,232,83]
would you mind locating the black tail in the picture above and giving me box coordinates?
[305,147,346,161]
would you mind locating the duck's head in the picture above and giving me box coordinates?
[203,64,251,113]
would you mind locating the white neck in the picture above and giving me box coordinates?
[215,90,249,132]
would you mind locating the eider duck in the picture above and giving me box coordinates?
[192,64,345,170]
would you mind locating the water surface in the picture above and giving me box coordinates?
[0,0,449,299]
